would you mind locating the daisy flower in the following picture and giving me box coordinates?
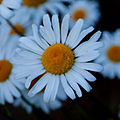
[95,30,120,79]
[20,0,67,25]
[68,0,100,28]
[0,0,22,18]
[8,8,33,37]
[0,20,24,104]
[13,14,103,102]
[14,83,67,114]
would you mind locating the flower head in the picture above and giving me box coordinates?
[13,14,103,103]
[95,29,120,79]
[0,19,24,104]
[69,0,100,28]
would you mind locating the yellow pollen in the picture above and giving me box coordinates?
[72,9,86,21]
[107,45,120,63]
[42,43,74,75]
[23,0,47,8]
[0,0,2,4]
[10,24,25,35]
[0,60,12,82]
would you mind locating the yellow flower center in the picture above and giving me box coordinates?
[107,45,120,63]
[0,60,12,82]
[72,9,86,21]
[42,43,74,75]
[23,0,47,8]
[10,24,25,36]
[0,0,2,4]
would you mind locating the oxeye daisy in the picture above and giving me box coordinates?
[68,0,100,28]
[14,84,67,114]
[13,14,103,102]
[95,30,120,79]
[0,20,24,104]
[8,8,33,36]
[20,0,67,25]
[0,0,22,18]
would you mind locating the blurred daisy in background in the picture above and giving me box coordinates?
[68,0,100,28]
[20,0,67,25]
[8,8,33,37]
[0,19,24,104]
[14,83,67,114]
[95,29,120,79]
[12,14,103,103]
[0,0,22,18]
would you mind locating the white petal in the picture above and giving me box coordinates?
[71,26,94,49]
[40,25,55,45]
[61,14,70,44]
[70,71,92,92]
[0,86,5,104]
[7,81,21,98]
[75,51,100,62]
[25,69,46,89]
[50,75,60,101]
[72,66,96,82]
[4,85,13,103]
[65,72,82,97]
[89,31,101,42]
[52,15,60,43]
[44,74,56,103]
[74,63,103,72]
[60,74,75,100]
[32,24,47,50]
[66,19,83,47]
[28,73,49,97]
[43,14,56,43]
[0,5,13,19]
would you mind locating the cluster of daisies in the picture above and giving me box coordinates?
[0,0,119,114]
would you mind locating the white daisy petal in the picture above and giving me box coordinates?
[71,26,94,49]
[72,66,96,82]
[0,87,5,104]
[75,63,103,72]
[65,72,82,97]
[50,75,60,101]
[40,25,55,45]
[71,71,92,92]
[52,15,60,43]
[0,5,13,19]
[89,31,102,42]
[66,19,83,47]
[19,37,44,54]
[43,14,56,43]
[7,81,21,98]
[44,75,56,103]
[25,69,46,89]
[4,85,13,103]
[61,14,70,44]
[75,51,100,62]
[32,24,47,50]
[28,73,50,97]
[60,74,75,100]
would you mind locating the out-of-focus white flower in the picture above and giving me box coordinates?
[95,30,120,79]
[7,8,33,36]
[0,0,22,19]
[20,0,67,25]
[0,19,24,104]
[14,83,67,114]
[13,14,103,103]
[68,0,100,28]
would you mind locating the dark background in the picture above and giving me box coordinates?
[0,0,120,120]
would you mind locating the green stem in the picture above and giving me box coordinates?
[0,104,15,120]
